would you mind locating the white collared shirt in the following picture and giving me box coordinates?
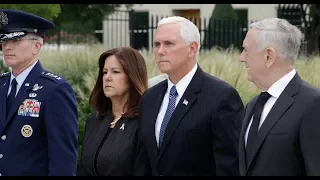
[155,64,198,147]
[244,69,296,146]
[7,60,38,97]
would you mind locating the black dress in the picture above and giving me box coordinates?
[77,111,138,176]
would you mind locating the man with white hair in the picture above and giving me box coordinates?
[134,16,244,176]
[238,18,320,176]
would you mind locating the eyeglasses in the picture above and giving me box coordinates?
[0,37,38,44]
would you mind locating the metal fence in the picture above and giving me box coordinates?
[101,10,309,56]
[44,31,101,45]
[102,10,250,51]
[1,10,308,56]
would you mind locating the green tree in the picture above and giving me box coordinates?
[203,4,239,50]
[0,4,61,20]
[0,4,132,35]
[46,4,133,44]
[211,4,238,20]
[52,4,132,34]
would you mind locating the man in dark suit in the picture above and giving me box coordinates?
[0,9,78,176]
[134,16,244,176]
[238,18,320,176]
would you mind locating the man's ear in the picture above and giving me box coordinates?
[188,42,198,58]
[265,47,276,67]
[32,41,42,55]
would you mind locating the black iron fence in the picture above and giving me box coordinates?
[44,31,101,45]
[113,10,309,56]
[5,9,305,56]
[0,11,251,52]
[103,10,251,51]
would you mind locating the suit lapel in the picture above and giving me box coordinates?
[239,100,256,175]
[2,61,43,133]
[90,114,112,176]
[246,73,301,172]
[147,81,167,159]
[0,77,10,129]
[158,67,203,159]
[93,114,112,149]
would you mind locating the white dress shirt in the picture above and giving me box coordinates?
[244,69,296,147]
[7,60,38,97]
[155,64,198,147]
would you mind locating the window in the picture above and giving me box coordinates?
[234,9,248,23]
[172,9,201,28]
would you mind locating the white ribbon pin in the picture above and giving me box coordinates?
[120,123,125,130]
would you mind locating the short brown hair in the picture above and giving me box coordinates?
[89,47,148,119]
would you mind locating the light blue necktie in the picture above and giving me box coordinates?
[159,85,178,149]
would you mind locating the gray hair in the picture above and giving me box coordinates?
[157,16,201,61]
[26,33,44,44]
[25,33,44,55]
[250,18,303,61]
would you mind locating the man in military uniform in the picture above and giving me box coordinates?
[0,9,78,176]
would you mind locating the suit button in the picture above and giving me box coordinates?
[1,135,6,141]
[0,154,3,159]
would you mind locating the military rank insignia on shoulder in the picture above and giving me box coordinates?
[40,71,64,82]
[0,72,9,78]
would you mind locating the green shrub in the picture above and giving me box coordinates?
[211,4,238,20]
[203,4,239,50]
[0,59,9,74]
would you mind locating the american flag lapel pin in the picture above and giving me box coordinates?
[183,99,188,106]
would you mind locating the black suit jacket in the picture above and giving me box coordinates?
[239,73,320,176]
[134,66,244,176]
[78,111,138,176]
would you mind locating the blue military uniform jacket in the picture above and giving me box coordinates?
[0,61,78,176]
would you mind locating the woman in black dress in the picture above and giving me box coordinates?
[77,47,148,176]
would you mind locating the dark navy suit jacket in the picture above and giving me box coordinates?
[0,61,78,176]
[239,74,320,176]
[134,66,244,176]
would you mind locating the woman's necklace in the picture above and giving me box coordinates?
[110,114,123,128]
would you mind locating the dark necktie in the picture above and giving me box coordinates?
[6,78,18,118]
[246,91,271,164]
[159,86,178,149]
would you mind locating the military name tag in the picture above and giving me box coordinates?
[18,99,41,117]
